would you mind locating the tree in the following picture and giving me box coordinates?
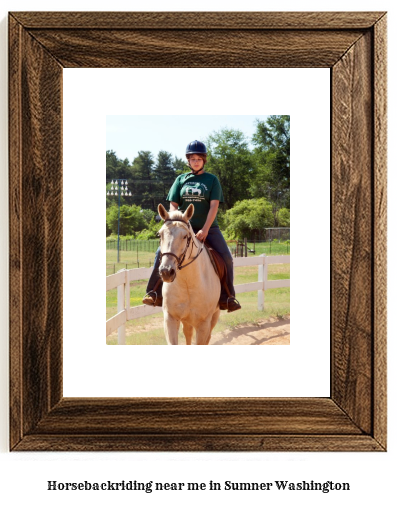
[250,115,290,216]
[173,156,187,176]
[130,151,155,209]
[135,216,163,240]
[205,129,254,209]
[223,198,274,239]
[106,150,119,181]
[106,204,147,236]
[152,151,177,208]
[140,208,156,224]
[278,207,290,227]
[106,151,134,208]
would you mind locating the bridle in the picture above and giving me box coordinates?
[159,219,204,271]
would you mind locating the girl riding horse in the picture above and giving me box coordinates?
[143,140,241,313]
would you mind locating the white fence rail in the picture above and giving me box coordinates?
[106,254,290,343]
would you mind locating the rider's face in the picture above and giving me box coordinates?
[189,156,204,171]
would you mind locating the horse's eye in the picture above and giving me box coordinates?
[183,235,187,239]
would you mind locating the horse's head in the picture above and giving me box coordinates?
[157,203,194,283]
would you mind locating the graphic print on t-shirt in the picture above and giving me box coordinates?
[167,172,223,229]
[181,182,208,203]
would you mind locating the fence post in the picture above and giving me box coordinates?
[125,269,130,339]
[117,269,126,345]
[257,254,267,311]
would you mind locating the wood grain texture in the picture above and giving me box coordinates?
[31,398,362,435]
[8,11,387,452]
[332,32,373,434]
[27,29,364,68]
[11,11,386,29]
[14,435,383,452]
[9,15,23,450]
[373,15,387,449]
[9,16,64,448]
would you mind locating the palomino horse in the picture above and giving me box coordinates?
[157,203,221,345]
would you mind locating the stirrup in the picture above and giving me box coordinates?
[143,290,159,306]
[226,296,241,313]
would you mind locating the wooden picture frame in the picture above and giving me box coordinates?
[9,11,387,451]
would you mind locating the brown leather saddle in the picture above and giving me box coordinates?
[204,242,232,298]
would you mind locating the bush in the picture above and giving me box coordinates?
[140,208,156,224]
[135,216,162,240]
[223,198,274,239]
[278,207,290,227]
[106,204,147,236]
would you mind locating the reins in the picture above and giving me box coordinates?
[159,218,204,271]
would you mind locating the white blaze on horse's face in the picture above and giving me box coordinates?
[157,203,195,284]
[158,225,188,283]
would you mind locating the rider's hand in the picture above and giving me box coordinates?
[195,229,208,242]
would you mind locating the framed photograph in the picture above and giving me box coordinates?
[9,11,387,451]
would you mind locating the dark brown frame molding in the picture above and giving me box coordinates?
[9,11,387,451]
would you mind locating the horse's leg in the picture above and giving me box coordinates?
[195,320,212,345]
[182,322,194,345]
[163,312,180,345]
[205,308,220,345]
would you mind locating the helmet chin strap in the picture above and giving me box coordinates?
[188,162,204,175]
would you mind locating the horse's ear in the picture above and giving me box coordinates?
[182,203,194,222]
[158,203,169,221]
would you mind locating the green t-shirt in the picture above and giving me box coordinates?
[167,172,224,230]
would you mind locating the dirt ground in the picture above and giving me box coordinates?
[210,316,290,345]
[116,315,290,345]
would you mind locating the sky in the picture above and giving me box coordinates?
[106,115,270,163]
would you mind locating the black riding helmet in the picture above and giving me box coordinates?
[186,140,207,156]
[186,140,207,175]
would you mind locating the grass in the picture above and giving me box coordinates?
[106,249,157,275]
[106,263,290,345]
[106,239,290,275]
